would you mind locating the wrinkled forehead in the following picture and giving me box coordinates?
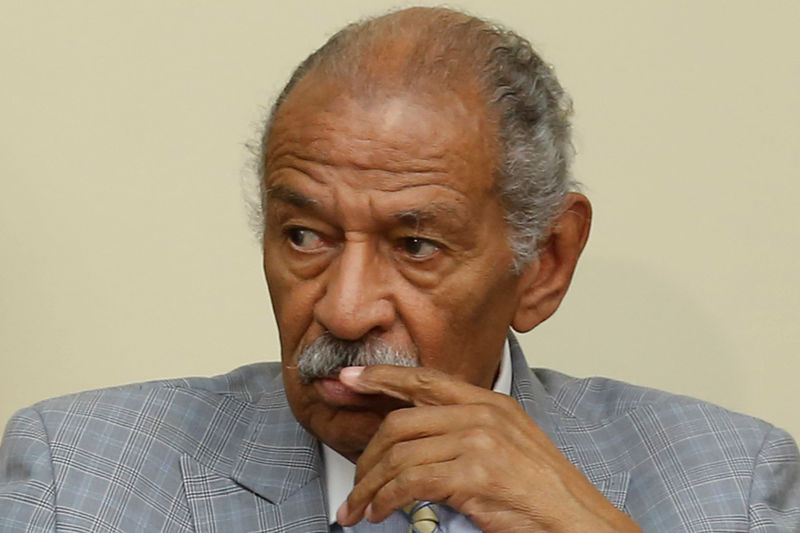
[264,74,500,195]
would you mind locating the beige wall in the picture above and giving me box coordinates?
[1,1,797,440]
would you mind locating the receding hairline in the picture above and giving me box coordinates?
[306,7,491,79]
[267,6,503,132]
[263,8,506,190]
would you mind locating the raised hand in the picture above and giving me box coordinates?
[335,365,641,533]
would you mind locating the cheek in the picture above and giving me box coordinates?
[429,268,511,324]
[281,370,319,436]
[264,258,323,355]
[407,267,517,380]
[396,287,477,365]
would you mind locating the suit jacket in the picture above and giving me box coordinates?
[1,337,798,532]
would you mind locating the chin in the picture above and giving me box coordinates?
[314,409,385,459]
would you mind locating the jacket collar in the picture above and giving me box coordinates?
[180,370,329,532]
[228,379,323,505]
[509,333,630,510]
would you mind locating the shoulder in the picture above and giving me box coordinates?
[530,367,796,475]
[0,364,297,531]
[31,361,283,408]
[9,362,286,452]
[532,369,800,528]
[534,367,775,438]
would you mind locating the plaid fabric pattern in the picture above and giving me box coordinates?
[1,336,798,532]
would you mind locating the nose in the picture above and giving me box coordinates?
[313,240,396,340]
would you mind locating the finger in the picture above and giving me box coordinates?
[364,460,458,523]
[338,365,500,407]
[354,404,511,482]
[338,433,462,526]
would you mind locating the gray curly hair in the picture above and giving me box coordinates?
[255,7,576,272]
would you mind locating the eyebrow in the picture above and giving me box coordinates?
[266,183,468,230]
[265,184,318,209]
[393,205,467,230]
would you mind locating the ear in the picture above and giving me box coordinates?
[511,193,592,333]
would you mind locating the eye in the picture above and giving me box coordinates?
[398,237,439,260]
[286,227,326,252]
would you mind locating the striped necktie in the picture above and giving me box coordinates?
[403,501,443,533]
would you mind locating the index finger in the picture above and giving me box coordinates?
[338,365,498,407]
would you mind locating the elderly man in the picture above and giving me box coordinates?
[1,7,798,533]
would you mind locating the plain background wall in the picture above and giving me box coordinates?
[1,1,797,440]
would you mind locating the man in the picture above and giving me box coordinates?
[1,6,798,532]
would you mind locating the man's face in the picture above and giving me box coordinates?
[262,77,529,460]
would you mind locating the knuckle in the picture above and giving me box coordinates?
[370,485,403,519]
[537,462,563,485]
[346,485,366,510]
[473,403,497,425]
[412,370,437,394]
[381,409,405,434]
[394,469,411,490]
[395,468,419,492]
[464,460,489,486]
[463,426,496,451]
[385,445,405,471]
[496,393,522,413]
[415,367,439,383]
[348,479,362,498]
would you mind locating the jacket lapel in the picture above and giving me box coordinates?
[181,372,329,532]
[508,334,631,511]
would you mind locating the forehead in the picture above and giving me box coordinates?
[264,76,498,196]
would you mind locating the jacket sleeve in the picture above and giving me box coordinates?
[0,408,57,532]
[748,425,800,532]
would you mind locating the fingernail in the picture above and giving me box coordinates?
[339,366,364,385]
[336,501,349,524]
[365,503,375,522]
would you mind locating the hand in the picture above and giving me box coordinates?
[335,365,641,533]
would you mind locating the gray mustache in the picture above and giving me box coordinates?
[296,334,418,383]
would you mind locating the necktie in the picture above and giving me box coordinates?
[403,501,443,533]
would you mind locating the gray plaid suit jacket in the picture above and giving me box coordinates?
[2,337,798,532]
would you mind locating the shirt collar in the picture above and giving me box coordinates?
[322,339,513,523]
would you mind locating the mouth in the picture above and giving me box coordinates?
[312,373,376,408]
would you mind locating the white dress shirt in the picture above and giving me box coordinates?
[324,340,513,531]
